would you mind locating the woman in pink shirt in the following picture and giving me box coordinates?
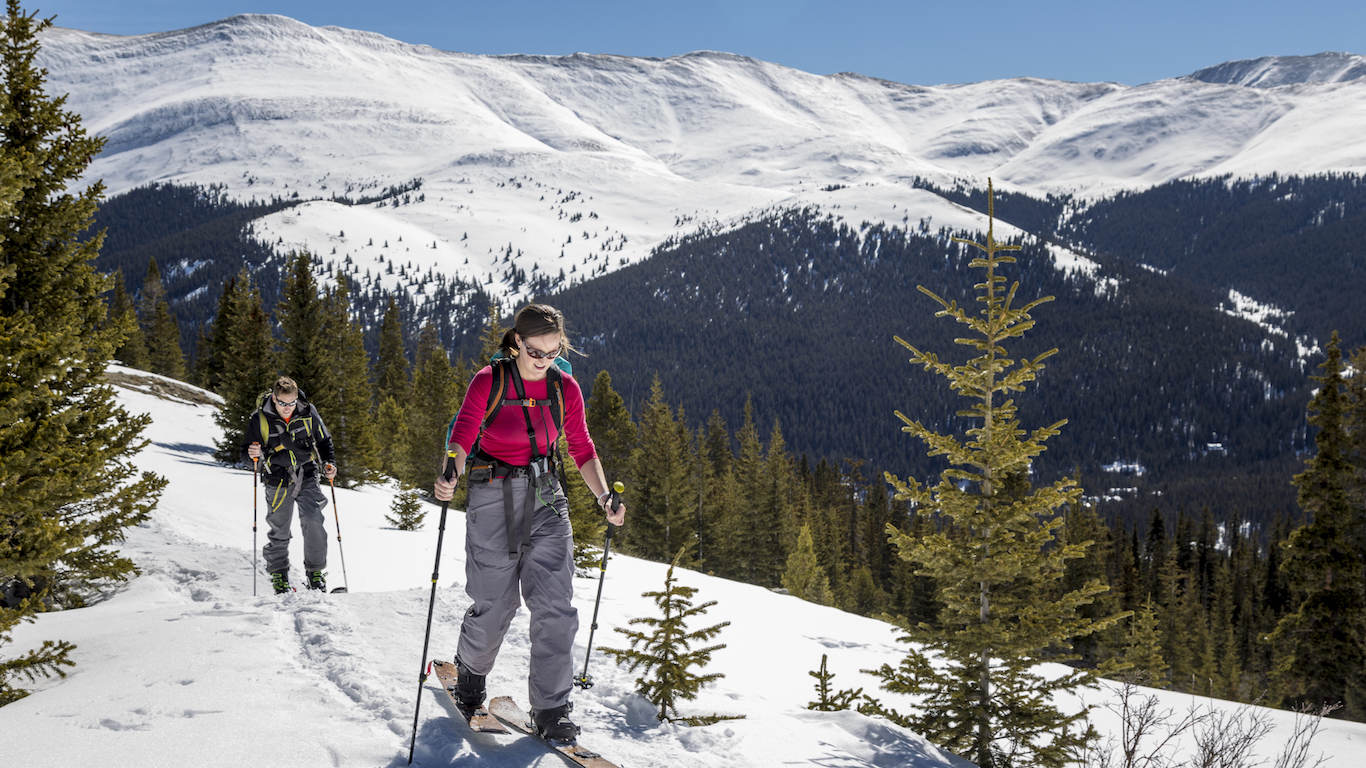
[434,303,626,745]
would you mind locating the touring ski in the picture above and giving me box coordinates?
[430,660,507,733]
[487,696,619,768]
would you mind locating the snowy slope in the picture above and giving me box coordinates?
[5,372,1365,767]
[33,16,1366,308]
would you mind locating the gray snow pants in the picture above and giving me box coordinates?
[457,475,578,711]
[262,470,329,574]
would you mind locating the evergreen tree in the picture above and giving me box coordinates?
[138,256,186,380]
[400,323,460,492]
[628,377,695,564]
[106,268,148,370]
[477,302,504,365]
[320,273,380,486]
[211,272,276,464]
[276,251,327,400]
[374,395,408,479]
[869,183,1121,767]
[806,654,863,711]
[584,369,637,485]
[1061,501,1119,668]
[1,1,164,705]
[696,409,736,575]
[600,549,737,725]
[194,272,239,392]
[782,524,833,605]
[1268,333,1366,720]
[374,296,408,404]
[754,421,796,589]
[722,397,767,583]
[1121,597,1169,687]
[1346,345,1366,564]
[386,488,426,530]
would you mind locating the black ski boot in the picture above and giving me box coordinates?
[451,657,486,719]
[270,571,290,595]
[306,570,326,591]
[531,703,580,745]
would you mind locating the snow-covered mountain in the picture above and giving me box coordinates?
[7,370,1365,767]
[36,15,1366,306]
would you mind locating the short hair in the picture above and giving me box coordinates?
[273,376,299,397]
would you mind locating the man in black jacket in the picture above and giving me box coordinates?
[240,377,337,594]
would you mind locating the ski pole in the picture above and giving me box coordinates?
[328,473,349,593]
[408,452,458,765]
[253,456,259,597]
[574,481,624,690]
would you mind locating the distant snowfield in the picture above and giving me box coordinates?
[6,370,1365,767]
[35,16,1366,308]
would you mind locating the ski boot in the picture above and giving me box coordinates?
[270,571,291,595]
[531,702,580,745]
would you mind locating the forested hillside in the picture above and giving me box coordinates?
[549,206,1311,529]
[93,174,1366,529]
[90,183,496,368]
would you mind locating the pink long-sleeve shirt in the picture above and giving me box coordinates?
[447,365,598,469]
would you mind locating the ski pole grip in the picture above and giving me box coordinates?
[442,452,458,483]
[609,481,624,512]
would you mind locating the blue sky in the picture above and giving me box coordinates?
[33,0,1366,85]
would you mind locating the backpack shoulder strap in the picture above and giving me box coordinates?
[464,360,512,459]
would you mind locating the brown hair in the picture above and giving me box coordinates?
[273,376,299,397]
[498,303,574,359]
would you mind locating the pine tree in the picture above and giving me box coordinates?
[106,268,148,370]
[1121,597,1169,688]
[374,395,408,479]
[754,421,796,589]
[1061,501,1119,669]
[211,271,276,464]
[1,1,165,705]
[807,654,863,711]
[600,549,738,725]
[196,273,242,393]
[1346,345,1366,567]
[1268,332,1366,719]
[869,182,1121,767]
[628,377,695,564]
[275,251,329,394]
[319,273,380,486]
[477,302,504,365]
[138,256,186,380]
[695,410,735,575]
[386,488,426,530]
[399,323,460,491]
[782,524,834,605]
[374,296,408,404]
[583,369,637,485]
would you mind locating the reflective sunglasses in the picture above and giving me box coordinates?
[275,396,298,408]
[523,344,561,360]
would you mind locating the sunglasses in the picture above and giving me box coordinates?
[523,343,561,360]
[275,397,298,408]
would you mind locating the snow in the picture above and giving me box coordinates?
[6,370,1366,767]
[33,16,1366,306]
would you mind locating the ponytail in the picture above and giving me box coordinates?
[499,328,519,359]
